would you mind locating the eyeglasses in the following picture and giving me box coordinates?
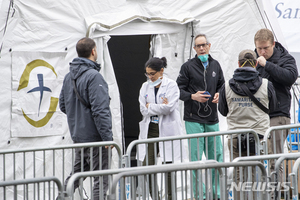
[195,43,209,49]
[145,71,158,77]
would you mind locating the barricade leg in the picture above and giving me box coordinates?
[62,147,109,200]
[268,116,290,199]
[205,135,223,200]
[228,138,257,200]
[188,137,205,199]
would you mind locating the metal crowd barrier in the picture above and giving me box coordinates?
[0,176,63,200]
[106,160,267,200]
[124,129,261,167]
[289,157,300,200]
[4,124,300,200]
[230,153,300,200]
[263,123,300,156]
[123,129,261,199]
[0,141,121,199]
[272,152,300,200]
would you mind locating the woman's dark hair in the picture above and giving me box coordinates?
[145,57,167,71]
[76,37,96,58]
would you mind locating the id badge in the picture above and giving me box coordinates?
[151,116,159,124]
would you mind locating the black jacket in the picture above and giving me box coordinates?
[218,67,277,116]
[255,42,298,118]
[176,54,225,124]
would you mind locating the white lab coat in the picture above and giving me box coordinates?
[137,76,186,162]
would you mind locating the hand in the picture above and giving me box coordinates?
[191,91,209,103]
[212,92,219,103]
[257,56,267,67]
[105,145,114,149]
[162,97,168,104]
[146,103,150,108]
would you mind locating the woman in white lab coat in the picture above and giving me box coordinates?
[137,57,185,200]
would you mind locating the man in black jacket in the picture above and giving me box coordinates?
[254,28,298,195]
[176,33,224,200]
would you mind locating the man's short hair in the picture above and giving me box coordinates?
[76,37,96,58]
[194,34,209,44]
[254,28,274,44]
[239,49,257,67]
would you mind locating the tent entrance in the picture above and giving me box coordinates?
[108,35,151,162]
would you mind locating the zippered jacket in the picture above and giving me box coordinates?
[255,42,298,119]
[176,54,225,124]
[59,57,112,142]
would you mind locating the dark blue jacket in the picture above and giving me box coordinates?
[59,57,112,142]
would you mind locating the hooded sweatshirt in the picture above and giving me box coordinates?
[59,57,112,142]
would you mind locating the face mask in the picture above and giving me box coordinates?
[148,77,162,87]
[198,54,209,62]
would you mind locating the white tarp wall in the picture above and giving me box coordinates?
[0,0,282,198]
[268,0,300,68]
[262,0,300,124]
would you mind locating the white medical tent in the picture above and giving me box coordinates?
[0,0,288,198]
[265,0,300,70]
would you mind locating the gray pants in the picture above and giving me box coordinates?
[268,116,290,200]
[64,146,109,200]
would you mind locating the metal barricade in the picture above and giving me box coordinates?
[230,153,300,200]
[0,176,63,200]
[289,157,300,200]
[123,129,261,199]
[0,141,121,199]
[65,166,143,200]
[124,129,261,167]
[263,123,300,156]
[272,152,300,200]
[106,160,267,200]
[261,124,300,199]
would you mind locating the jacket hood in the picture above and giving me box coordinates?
[69,57,101,80]
[268,42,289,62]
[229,67,262,96]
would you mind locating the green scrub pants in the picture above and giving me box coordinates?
[185,121,223,199]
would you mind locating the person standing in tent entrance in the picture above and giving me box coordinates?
[137,57,185,200]
[59,37,113,200]
[254,28,298,199]
[218,49,277,200]
[176,33,224,200]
